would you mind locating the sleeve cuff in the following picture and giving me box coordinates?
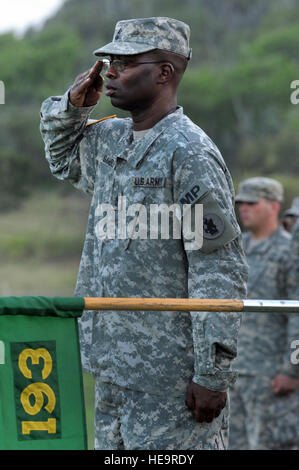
[60,88,97,116]
[279,362,299,378]
[192,370,238,392]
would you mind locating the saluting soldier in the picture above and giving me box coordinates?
[40,17,247,450]
[229,177,299,450]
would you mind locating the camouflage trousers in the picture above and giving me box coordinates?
[94,378,229,450]
[229,375,299,450]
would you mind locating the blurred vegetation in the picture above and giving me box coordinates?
[0,190,89,295]
[0,191,87,260]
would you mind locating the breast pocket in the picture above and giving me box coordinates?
[123,181,175,251]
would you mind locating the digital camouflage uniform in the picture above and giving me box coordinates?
[229,178,299,450]
[282,197,299,236]
[40,17,248,450]
[291,219,299,261]
[288,218,299,301]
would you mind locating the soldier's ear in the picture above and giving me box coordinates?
[157,63,175,85]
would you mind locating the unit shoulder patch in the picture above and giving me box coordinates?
[178,181,238,252]
[203,213,225,239]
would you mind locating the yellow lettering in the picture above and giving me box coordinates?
[21,382,56,415]
[18,348,52,380]
[22,418,56,435]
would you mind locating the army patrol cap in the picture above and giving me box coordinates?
[93,17,192,59]
[235,177,284,203]
[284,197,299,217]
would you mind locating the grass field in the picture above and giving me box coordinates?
[1,190,96,448]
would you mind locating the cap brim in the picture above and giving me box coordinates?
[235,194,261,203]
[93,41,157,57]
[284,209,299,217]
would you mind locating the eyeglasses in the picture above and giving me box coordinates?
[102,58,166,73]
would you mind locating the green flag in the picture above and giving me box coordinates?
[0,296,87,450]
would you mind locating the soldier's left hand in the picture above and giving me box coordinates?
[272,374,299,395]
[186,381,227,423]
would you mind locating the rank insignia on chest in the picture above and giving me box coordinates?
[132,176,166,188]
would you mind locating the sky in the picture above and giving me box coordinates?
[0,0,65,35]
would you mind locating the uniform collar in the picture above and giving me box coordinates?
[124,106,184,168]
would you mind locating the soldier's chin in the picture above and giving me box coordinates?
[109,96,132,111]
[242,221,254,229]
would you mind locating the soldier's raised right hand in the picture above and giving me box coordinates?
[69,61,104,107]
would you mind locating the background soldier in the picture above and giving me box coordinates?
[229,177,299,450]
[40,17,247,450]
[287,200,299,302]
[281,197,299,233]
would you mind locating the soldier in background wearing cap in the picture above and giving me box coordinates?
[284,198,299,302]
[40,17,247,449]
[281,197,299,233]
[229,177,299,450]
